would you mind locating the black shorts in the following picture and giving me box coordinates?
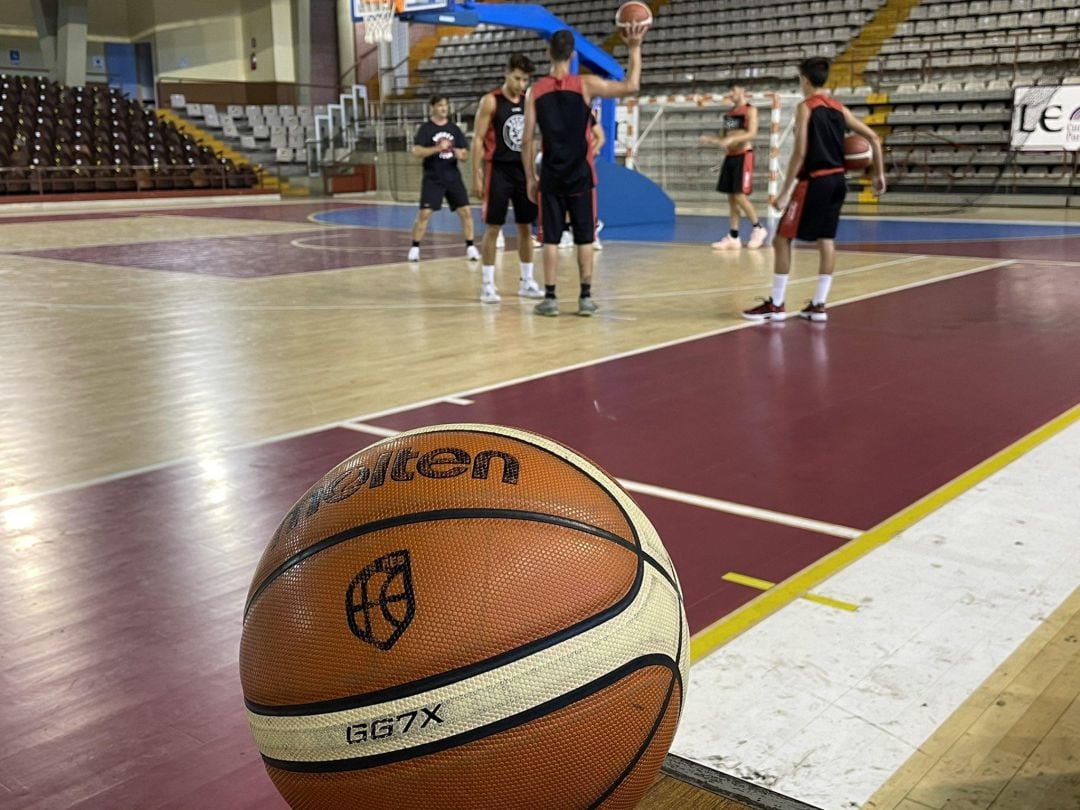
[778,171,847,242]
[538,189,595,245]
[717,151,754,194]
[419,173,470,212]
[483,161,537,226]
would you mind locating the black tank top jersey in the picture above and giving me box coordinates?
[484,88,526,163]
[722,104,751,156]
[800,94,847,179]
[532,73,595,194]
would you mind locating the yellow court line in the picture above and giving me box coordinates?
[690,401,1080,664]
[721,572,859,613]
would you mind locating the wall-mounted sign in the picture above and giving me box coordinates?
[1012,84,1080,152]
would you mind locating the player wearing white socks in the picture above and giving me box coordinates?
[701,85,767,250]
[742,57,885,323]
[472,54,543,304]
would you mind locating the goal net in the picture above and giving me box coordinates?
[620,91,803,241]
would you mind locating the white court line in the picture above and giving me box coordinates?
[602,254,927,302]
[443,397,475,406]
[342,422,402,438]
[828,259,1014,308]
[9,254,931,312]
[342,427,864,538]
[0,258,1014,509]
[0,194,280,218]
[618,479,862,539]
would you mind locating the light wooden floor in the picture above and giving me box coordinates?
[0,208,995,499]
[644,773,750,809]
[2,200,1077,809]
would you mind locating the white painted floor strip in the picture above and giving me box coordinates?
[617,479,862,539]
[443,397,475,406]
[341,422,402,438]
[671,418,1080,810]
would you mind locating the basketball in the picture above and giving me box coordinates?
[615,1,653,32]
[240,423,689,809]
[844,133,872,171]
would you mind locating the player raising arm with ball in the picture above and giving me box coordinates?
[522,17,650,317]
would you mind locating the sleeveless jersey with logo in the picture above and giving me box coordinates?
[722,104,751,156]
[799,95,847,179]
[484,88,526,163]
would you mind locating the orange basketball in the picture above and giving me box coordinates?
[615,1,653,31]
[240,423,688,810]
[844,133,872,171]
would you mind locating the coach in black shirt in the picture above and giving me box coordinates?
[407,95,480,263]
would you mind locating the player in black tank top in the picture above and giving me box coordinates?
[522,25,648,318]
[471,54,538,304]
[700,85,768,250]
[742,57,886,323]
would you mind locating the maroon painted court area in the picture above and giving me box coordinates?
[843,234,1080,262]
[8,228,466,276]
[364,262,1080,531]
[3,260,1080,808]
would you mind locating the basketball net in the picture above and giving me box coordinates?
[362,0,398,44]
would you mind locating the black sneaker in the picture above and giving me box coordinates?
[798,301,828,322]
[742,297,787,321]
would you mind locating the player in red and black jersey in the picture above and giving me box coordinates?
[700,85,767,249]
[522,24,647,317]
[471,54,541,304]
[743,57,886,323]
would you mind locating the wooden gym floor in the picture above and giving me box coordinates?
[1,197,1078,809]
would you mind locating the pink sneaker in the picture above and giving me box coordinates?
[711,234,742,250]
[746,225,768,249]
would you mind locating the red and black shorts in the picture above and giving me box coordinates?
[778,170,847,242]
[717,151,754,195]
[538,189,595,245]
[483,161,537,226]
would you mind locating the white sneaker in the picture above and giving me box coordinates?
[746,226,768,249]
[518,278,544,298]
[495,230,506,250]
[593,237,603,251]
[407,246,420,262]
[711,234,742,250]
[480,283,501,304]
[594,219,604,251]
[532,235,543,248]
[559,230,574,248]
[466,245,481,261]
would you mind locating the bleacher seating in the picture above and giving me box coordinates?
[413,0,888,99]
[0,74,256,195]
[861,0,1079,193]
[174,97,325,169]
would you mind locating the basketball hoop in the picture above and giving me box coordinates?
[361,0,398,44]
